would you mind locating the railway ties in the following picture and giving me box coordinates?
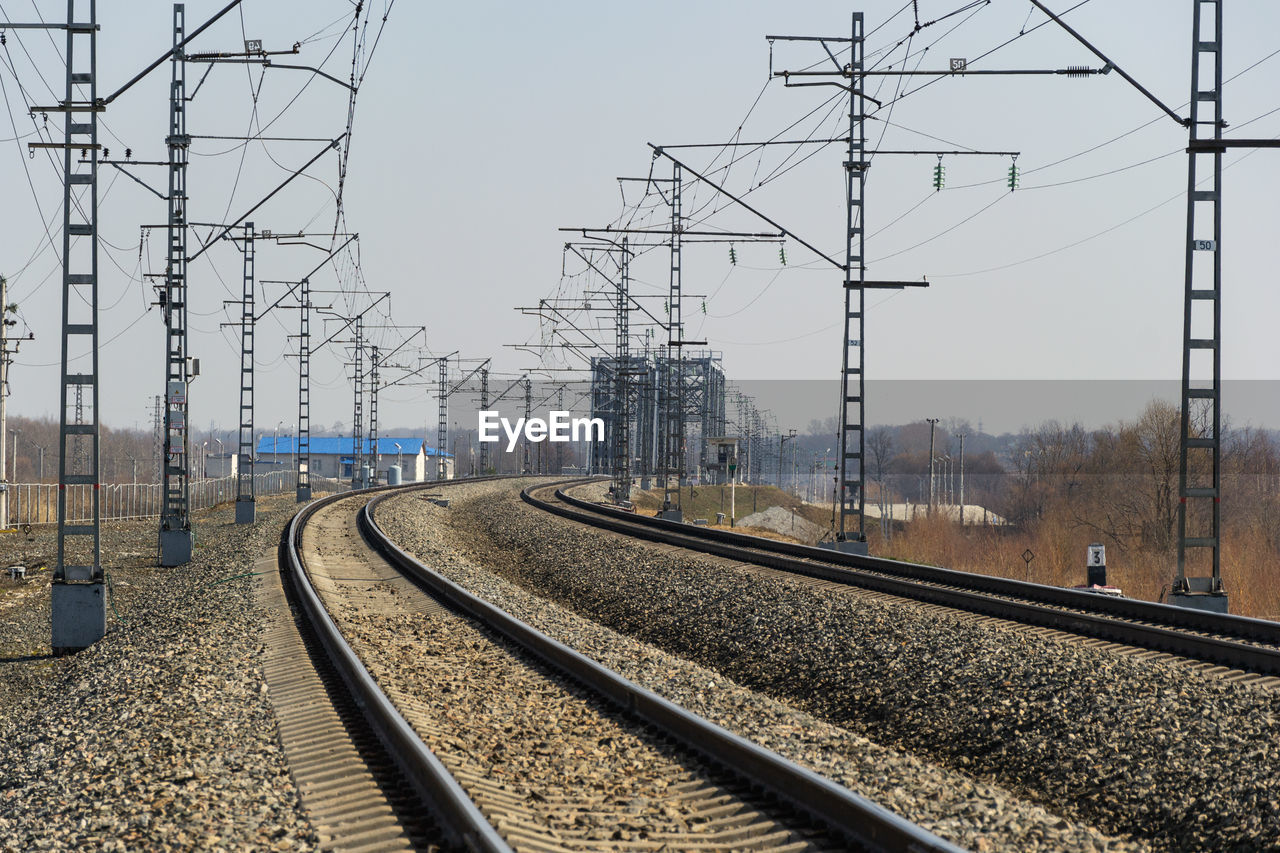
[525,480,1280,689]
[282,484,961,853]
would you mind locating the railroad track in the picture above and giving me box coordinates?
[523,479,1280,685]
[280,482,965,852]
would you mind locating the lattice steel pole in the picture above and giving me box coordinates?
[522,376,532,475]
[437,359,449,481]
[158,3,193,566]
[351,315,364,487]
[234,222,255,523]
[662,163,685,520]
[52,0,106,651]
[296,277,311,501]
[556,384,566,474]
[73,384,84,472]
[835,12,869,552]
[478,367,489,475]
[612,237,631,502]
[1174,0,1227,611]
[368,345,379,485]
[0,275,10,530]
[152,395,163,483]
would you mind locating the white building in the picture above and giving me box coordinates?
[254,436,453,482]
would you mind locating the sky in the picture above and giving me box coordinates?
[3,0,1280,439]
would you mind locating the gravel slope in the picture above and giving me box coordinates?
[0,499,317,851]
[381,479,1280,853]
[378,482,1144,853]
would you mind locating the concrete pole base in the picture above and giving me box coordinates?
[159,528,193,566]
[1168,589,1229,613]
[235,499,256,524]
[818,538,869,556]
[52,582,106,654]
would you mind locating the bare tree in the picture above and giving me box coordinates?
[867,426,895,536]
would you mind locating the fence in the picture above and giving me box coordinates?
[2,470,311,528]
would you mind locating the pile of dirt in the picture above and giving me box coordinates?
[735,505,826,544]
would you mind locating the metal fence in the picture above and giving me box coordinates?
[2,471,309,528]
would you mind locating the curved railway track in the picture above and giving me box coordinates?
[523,479,1280,685]
[280,482,965,852]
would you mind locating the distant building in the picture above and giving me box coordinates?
[254,436,453,482]
[205,453,238,479]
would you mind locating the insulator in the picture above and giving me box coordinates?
[779,246,787,266]
[1066,65,1090,78]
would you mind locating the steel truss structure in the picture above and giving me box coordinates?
[438,360,449,480]
[235,222,255,523]
[1174,0,1226,609]
[589,350,725,486]
[158,3,193,566]
[296,277,312,501]
[51,0,106,651]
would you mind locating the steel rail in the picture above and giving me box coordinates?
[361,487,966,853]
[284,482,513,853]
[524,480,1280,676]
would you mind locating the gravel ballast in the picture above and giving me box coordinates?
[0,498,317,851]
[379,479,1280,853]
[377,482,1147,852]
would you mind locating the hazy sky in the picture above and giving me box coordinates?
[3,1,1279,438]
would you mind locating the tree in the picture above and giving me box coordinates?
[1005,421,1088,523]
[1076,400,1180,552]
[867,426,895,534]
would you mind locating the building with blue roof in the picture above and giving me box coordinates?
[255,436,452,481]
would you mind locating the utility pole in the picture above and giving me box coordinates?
[792,430,798,497]
[556,384,566,474]
[612,237,632,502]
[252,236,358,501]
[652,14,1094,547]
[1174,0,1226,610]
[661,163,685,521]
[43,0,106,650]
[311,293,388,488]
[927,418,939,516]
[158,3,193,566]
[1026,1,1280,610]
[437,359,449,481]
[368,344,379,484]
[0,275,12,529]
[296,276,311,501]
[152,395,163,483]
[235,222,256,523]
[522,376,532,475]
[351,314,364,487]
[957,432,966,525]
[479,367,490,475]
[779,429,796,493]
[836,14,868,551]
